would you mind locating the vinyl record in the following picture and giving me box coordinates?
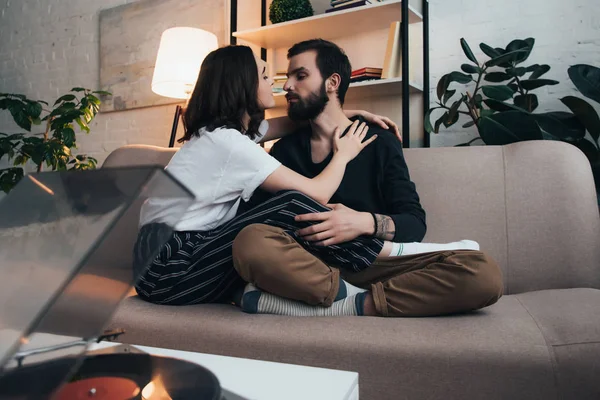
[0,352,221,400]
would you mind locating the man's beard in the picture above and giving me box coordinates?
[287,82,329,121]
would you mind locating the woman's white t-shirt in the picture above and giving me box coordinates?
[139,121,281,232]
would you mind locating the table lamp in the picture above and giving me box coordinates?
[151,27,218,147]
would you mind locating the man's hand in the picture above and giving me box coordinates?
[358,111,401,142]
[294,204,374,246]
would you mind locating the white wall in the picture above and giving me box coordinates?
[1,0,599,166]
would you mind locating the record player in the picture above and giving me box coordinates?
[0,167,226,399]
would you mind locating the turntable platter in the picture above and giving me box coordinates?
[0,352,221,400]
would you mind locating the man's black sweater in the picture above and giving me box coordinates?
[264,116,427,243]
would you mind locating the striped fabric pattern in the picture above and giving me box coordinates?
[133,191,383,305]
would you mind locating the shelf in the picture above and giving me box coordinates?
[272,77,422,107]
[233,0,423,49]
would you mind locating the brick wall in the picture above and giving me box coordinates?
[0,0,599,165]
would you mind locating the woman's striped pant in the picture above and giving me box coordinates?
[133,191,383,305]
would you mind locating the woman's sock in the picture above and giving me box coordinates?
[388,240,479,257]
[335,276,367,301]
[242,283,366,317]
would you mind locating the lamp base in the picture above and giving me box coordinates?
[168,105,183,148]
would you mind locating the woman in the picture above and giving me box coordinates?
[134,45,399,306]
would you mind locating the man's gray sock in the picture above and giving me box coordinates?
[241,283,365,317]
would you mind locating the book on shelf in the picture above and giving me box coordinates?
[352,67,383,76]
[350,66,382,83]
[350,75,382,83]
[381,21,401,79]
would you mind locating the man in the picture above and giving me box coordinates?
[232,39,503,317]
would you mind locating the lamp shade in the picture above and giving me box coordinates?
[151,27,218,99]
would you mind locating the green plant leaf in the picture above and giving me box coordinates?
[534,111,586,141]
[479,111,542,145]
[514,94,539,112]
[484,99,526,113]
[480,109,495,118]
[568,64,600,104]
[560,96,600,143]
[10,108,32,131]
[424,107,441,133]
[461,64,481,74]
[480,43,502,59]
[92,90,112,96]
[447,97,464,123]
[485,49,530,68]
[573,138,599,163]
[0,167,24,194]
[26,102,43,119]
[436,72,472,101]
[505,38,534,64]
[87,94,101,106]
[76,118,90,133]
[528,64,551,79]
[61,127,76,147]
[474,94,483,108]
[72,87,87,92]
[520,79,559,91]
[443,108,460,128]
[434,112,447,133]
[436,75,449,101]
[460,38,478,65]
[54,94,76,106]
[462,120,476,128]
[484,72,511,82]
[482,85,515,101]
[507,83,519,92]
[443,89,456,105]
[507,67,526,77]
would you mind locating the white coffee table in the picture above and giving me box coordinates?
[89,341,359,400]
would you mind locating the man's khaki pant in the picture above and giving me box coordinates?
[232,224,503,317]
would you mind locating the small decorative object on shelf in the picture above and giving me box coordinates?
[269,0,314,24]
[326,0,381,13]
[350,67,383,83]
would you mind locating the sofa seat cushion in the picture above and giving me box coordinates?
[514,288,600,399]
[107,288,600,400]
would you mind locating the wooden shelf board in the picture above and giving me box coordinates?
[233,0,423,49]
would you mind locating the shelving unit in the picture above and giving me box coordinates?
[230,0,430,148]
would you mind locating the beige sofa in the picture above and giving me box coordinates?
[102,140,600,400]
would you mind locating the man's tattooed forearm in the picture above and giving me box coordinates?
[374,214,395,241]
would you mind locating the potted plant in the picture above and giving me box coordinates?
[425,38,600,204]
[0,87,110,193]
[269,0,314,24]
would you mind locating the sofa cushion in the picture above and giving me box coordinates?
[105,288,600,399]
[515,288,600,399]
